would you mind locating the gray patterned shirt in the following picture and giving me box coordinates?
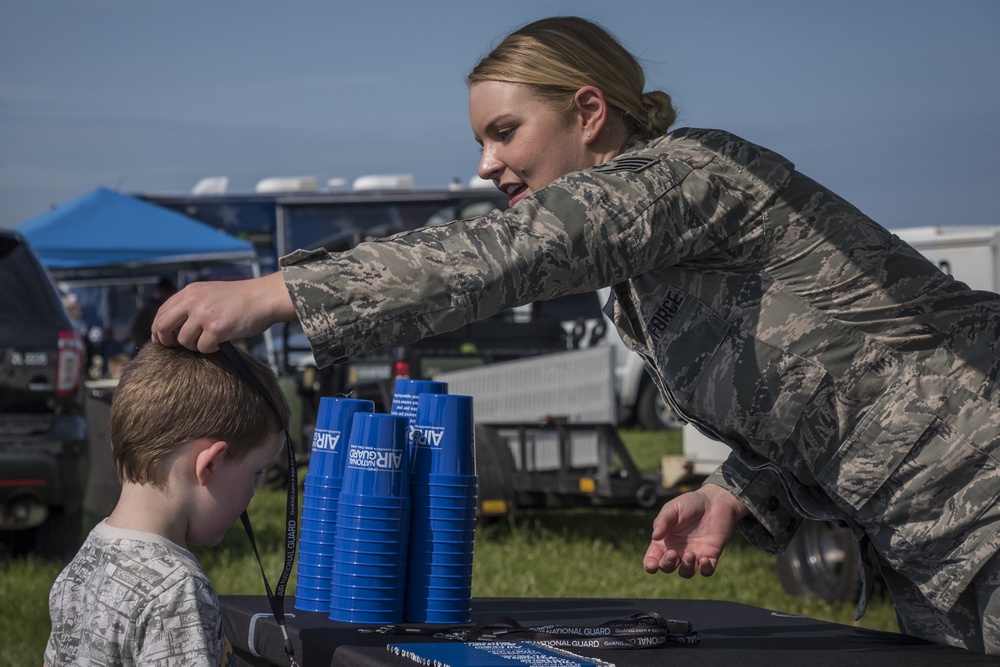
[45,520,232,666]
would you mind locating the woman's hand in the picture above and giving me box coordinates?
[151,272,296,352]
[643,484,748,578]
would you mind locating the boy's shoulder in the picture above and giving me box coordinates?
[52,520,212,617]
[72,520,204,574]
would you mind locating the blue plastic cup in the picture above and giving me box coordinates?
[336,513,409,532]
[296,562,336,579]
[410,394,475,477]
[407,549,473,576]
[333,556,406,574]
[295,574,335,610]
[410,504,476,520]
[329,606,404,624]
[405,567,472,585]
[330,590,404,610]
[405,593,472,623]
[329,595,404,624]
[421,515,476,531]
[301,530,340,548]
[338,492,411,510]
[294,557,335,613]
[332,571,405,590]
[301,492,340,517]
[409,508,475,531]
[407,583,473,600]
[335,524,408,545]
[297,572,333,588]
[336,504,410,521]
[298,540,335,559]
[408,537,473,555]
[424,473,479,486]
[389,379,448,423]
[390,378,448,456]
[300,506,340,526]
[330,582,404,612]
[295,595,330,612]
[333,548,408,568]
[294,587,330,602]
[330,577,403,594]
[298,553,335,570]
[294,590,332,613]
[340,413,410,498]
[410,492,478,510]
[332,556,406,577]
[409,503,476,520]
[405,558,473,578]
[333,533,408,556]
[411,478,478,499]
[302,499,338,515]
[302,494,340,511]
[411,600,473,617]
[303,476,343,499]
[337,499,411,516]
[406,608,472,624]
[416,523,476,542]
[308,397,375,479]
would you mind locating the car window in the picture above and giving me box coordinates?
[0,235,62,320]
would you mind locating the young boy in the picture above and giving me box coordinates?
[44,342,289,666]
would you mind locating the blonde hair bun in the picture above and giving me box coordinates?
[642,91,677,138]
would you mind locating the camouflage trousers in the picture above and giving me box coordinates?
[878,549,1000,655]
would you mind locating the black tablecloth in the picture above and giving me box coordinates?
[221,595,1000,666]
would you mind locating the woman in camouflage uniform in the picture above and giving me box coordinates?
[153,16,1000,654]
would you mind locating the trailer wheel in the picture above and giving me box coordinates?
[636,379,683,431]
[776,520,860,603]
[635,481,659,508]
[474,425,515,519]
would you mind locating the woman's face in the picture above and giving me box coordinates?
[470,81,593,207]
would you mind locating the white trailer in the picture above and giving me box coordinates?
[893,225,1000,292]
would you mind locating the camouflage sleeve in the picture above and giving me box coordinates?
[282,135,790,368]
[281,165,666,367]
[705,457,803,553]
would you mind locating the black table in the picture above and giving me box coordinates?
[221,595,1000,666]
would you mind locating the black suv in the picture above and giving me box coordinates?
[0,229,88,560]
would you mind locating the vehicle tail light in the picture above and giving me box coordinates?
[56,330,85,397]
[392,360,411,379]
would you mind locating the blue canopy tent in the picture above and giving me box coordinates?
[18,186,256,272]
[16,187,275,369]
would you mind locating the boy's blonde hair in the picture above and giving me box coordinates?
[109,342,290,487]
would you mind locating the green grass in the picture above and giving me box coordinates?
[0,429,898,666]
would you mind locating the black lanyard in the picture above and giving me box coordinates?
[219,342,299,666]
[362,611,700,649]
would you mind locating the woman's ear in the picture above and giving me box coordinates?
[574,85,609,144]
[194,439,229,486]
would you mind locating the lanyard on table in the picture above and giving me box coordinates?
[219,342,299,667]
[361,611,700,649]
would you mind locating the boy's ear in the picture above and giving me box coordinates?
[194,439,229,486]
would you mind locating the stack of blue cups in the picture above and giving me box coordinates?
[390,378,448,454]
[295,397,374,612]
[405,393,477,624]
[329,412,411,624]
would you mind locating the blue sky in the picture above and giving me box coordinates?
[2,1,998,231]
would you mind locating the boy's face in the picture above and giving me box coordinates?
[190,432,286,547]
